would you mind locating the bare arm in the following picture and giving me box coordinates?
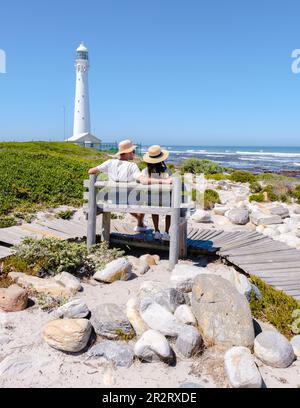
[88,167,100,175]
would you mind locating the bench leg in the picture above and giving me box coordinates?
[179,219,188,258]
[100,212,111,243]
[87,174,97,252]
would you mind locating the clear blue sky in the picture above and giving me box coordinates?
[1,0,300,146]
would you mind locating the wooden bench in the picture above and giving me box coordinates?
[84,174,195,269]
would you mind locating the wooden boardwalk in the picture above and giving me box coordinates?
[0,219,300,300]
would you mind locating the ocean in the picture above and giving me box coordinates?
[141,146,300,175]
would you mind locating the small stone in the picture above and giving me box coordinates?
[254,331,295,368]
[270,205,289,219]
[224,346,262,388]
[91,303,134,340]
[170,264,206,292]
[0,285,28,312]
[227,209,250,225]
[126,298,148,337]
[54,272,82,293]
[139,299,184,337]
[290,336,300,358]
[251,284,262,301]
[294,205,300,215]
[136,259,150,275]
[277,224,291,234]
[134,330,174,363]
[213,204,229,216]
[140,254,159,266]
[51,298,90,319]
[138,281,167,298]
[87,341,134,367]
[93,258,132,283]
[151,288,185,313]
[175,326,203,358]
[174,305,197,326]
[250,212,283,226]
[192,210,212,223]
[43,319,92,353]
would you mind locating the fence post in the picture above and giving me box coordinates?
[87,174,97,252]
[169,175,181,270]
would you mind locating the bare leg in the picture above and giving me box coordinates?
[131,213,145,227]
[152,214,160,231]
[165,215,171,234]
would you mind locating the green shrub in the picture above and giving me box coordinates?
[249,193,264,202]
[12,238,124,277]
[204,189,221,210]
[249,181,262,193]
[206,173,228,181]
[250,275,300,339]
[56,209,74,220]
[180,159,225,175]
[0,216,18,229]
[279,194,289,203]
[262,185,278,202]
[229,171,256,183]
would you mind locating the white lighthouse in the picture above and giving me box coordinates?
[67,43,101,146]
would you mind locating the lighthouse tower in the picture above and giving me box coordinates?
[67,43,101,146]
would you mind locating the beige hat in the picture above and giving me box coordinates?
[114,139,137,157]
[143,145,169,164]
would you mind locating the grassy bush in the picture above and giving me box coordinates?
[249,181,262,193]
[0,142,108,216]
[9,237,124,278]
[0,216,18,228]
[249,193,265,202]
[250,275,300,339]
[56,209,74,220]
[204,189,221,210]
[180,159,225,175]
[206,173,228,181]
[229,170,256,183]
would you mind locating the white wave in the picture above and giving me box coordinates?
[236,151,300,158]
[294,162,300,166]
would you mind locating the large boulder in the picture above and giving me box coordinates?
[42,319,92,353]
[224,347,262,388]
[93,258,132,283]
[227,209,250,225]
[126,298,149,337]
[151,288,185,313]
[290,335,300,358]
[213,204,229,216]
[254,331,295,368]
[170,264,206,292]
[0,285,28,312]
[138,281,168,299]
[51,298,90,319]
[8,272,73,297]
[87,341,134,367]
[174,305,197,326]
[54,272,82,293]
[91,303,134,340]
[270,205,289,219]
[191,210,212,223]
[175,326,203,358]
[250,212,283,226]
[191,274,255,348]
[134,330,174,363]
[139,298,184,337]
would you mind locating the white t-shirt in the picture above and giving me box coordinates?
[97,159,141,182]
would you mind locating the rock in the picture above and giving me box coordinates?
[263,227,279,238]
[291,336,300,357]
[140,254,160,266]
[294,205,300,215]
[170,264,206,292]
[254,331,295,368]
[93,258,132,283]
[227,209,250,225]
[87,341,134,367]
[91,303,134,340]
[192,210,212,223]
[180,382,204,388]
[139,299,184,337]
[0,285,28,312]
[277,224,291,234]
[136,259,150,275]
[175,326,203,358]
[192,274,255,348]
[256,225,265,233]
[54,272,82,293]
[51,298,90,319]
[232,272,252,300]
[42,319,92,353]
[138,281,167,298]
[174,305,197,326]
[126,298,148,337]
[250,212,283,226]
[270,205,289,219]
[296,228,300,239]
[251,284,263,301]
[224,347,262,388]
[8,272,72,297]
[151,288,185,313]
[213,204,229,216]
[134,330,173,363]
[0,356,34,377]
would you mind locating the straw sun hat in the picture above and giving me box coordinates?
[114,139,137,157]
[143,145,169,164]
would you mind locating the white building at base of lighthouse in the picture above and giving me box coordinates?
[67,43,101,147]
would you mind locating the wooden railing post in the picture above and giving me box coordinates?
[87,174,97,252]
[169,175,181,270]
